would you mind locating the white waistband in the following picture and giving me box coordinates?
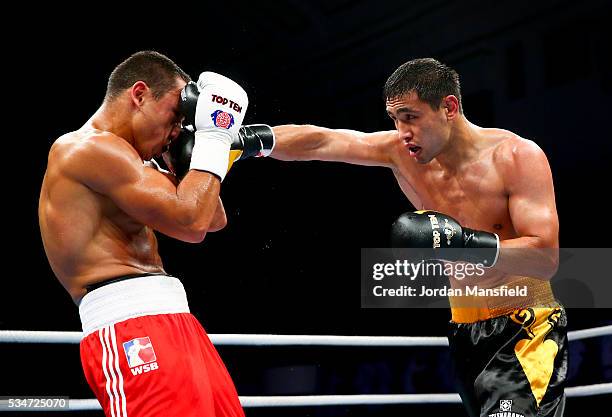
[79,275,190,336]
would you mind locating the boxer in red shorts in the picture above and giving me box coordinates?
[38,51,272,417]
[78,274,241,417]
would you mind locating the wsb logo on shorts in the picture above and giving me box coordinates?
[488,400,525,417]
[122,337,159,376]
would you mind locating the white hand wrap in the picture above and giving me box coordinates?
[189,129,234,181]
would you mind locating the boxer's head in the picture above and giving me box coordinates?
[104,51,191,160]
[384,58,462,164]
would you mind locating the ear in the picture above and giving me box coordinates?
[442,95,460,120]
[130,81,149,108]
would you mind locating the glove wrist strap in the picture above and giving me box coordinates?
[190,129,232,181]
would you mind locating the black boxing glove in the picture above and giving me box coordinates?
[235,124,275,158]
[179,81,200,129]
[390,210,500,267]
[160,128,193,180]
[161,125,275,180]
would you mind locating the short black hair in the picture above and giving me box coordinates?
[384,58,462,113]
[105,51,191,102]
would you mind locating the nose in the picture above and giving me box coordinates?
[396,120,412,141]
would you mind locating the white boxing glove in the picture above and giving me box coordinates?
[189,72,249,181]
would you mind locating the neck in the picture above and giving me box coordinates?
[87,98,135,146]
[434,115,483,170]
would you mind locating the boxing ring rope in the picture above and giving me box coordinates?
[1,325,611,411]
[59,384,612,410]
[1,324,611,345]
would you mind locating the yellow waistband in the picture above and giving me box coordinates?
[449,276,558,323]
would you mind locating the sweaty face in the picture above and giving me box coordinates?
[386,91,450,164]
[135,78,186,160]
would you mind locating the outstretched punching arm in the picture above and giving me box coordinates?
[271,125,396,167]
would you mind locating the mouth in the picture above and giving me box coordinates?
[405,142,422,158]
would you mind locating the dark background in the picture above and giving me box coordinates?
[1,0,611,415]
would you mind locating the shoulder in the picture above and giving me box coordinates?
[491,130,549,169]
[488,130,552,192]
[52,130,142,183]
[56,130,137,164]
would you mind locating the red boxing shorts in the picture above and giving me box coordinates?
[79,274,244,417]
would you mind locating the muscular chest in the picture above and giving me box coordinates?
[396,162,513,234]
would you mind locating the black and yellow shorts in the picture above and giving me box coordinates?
[448,307,568,417]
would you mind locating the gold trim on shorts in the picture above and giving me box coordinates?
[449,276,558,323]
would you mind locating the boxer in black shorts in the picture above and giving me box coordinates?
[269,58,567,416]
[450,307,567,416]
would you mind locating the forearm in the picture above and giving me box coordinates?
[272,124,393,167]
[491,237,559,280]
[171,171,222,242]
[271,124,330,161]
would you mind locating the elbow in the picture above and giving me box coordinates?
[187,232,208,244]
[174,210,210,243]
[534,238,559,279]
[544,251,559,279]
[183,208,230,240]
[172,224,208,243]
[538,259,558,281]
[181,227,210,243]
[209,214,228,232]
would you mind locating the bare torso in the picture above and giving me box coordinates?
[39,129,165,303]
[390,127,524,289]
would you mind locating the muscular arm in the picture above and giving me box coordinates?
[66,134,221,243]
[145,160,226,232]
[146,161,226,232]
[494,140,559,279]
[271,124,396,167]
